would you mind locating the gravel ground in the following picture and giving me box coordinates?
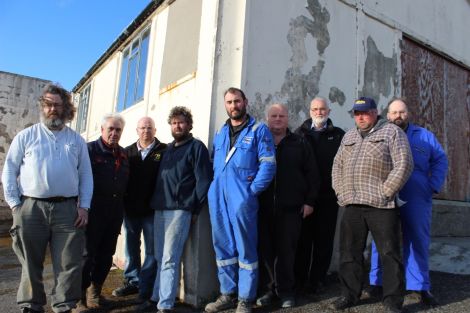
[1,234,469,313]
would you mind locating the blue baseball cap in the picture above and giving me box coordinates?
[352,97,377,112]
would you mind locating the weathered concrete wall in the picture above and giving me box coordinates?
[0,71,49,213]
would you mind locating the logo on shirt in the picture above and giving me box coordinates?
[242,136,253,144]
[153,153,162,161]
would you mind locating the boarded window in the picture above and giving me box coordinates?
[159,0,202,89]
[401,37,470,201]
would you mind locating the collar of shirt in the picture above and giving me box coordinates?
[137,139,156,160]
[311,122,327,131]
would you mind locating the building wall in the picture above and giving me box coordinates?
[0,72,49,213]
[71,0,470,305]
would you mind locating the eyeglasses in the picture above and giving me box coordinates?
[42,100,63,109]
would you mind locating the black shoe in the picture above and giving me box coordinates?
[112,282,139,297]
[205,294,237,312]
[383,303,402,313]
[135,300,157,312]
[21,309,42,313]
[328,296,356,310]
[361,285,382,300]
[256,291,275,307]
[410,290,439,307]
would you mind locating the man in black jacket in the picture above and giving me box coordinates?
[112,117,167,302]
[82,113,129,310]
[294,96,345,293]
[256,103,320,309]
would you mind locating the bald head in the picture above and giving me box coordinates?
[387,99,409,130]
[266,103,289,136]
[137,117,156,146]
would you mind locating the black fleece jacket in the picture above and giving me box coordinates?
[295,118,344,200]
[259,130,320,213]
[124,138,167,217]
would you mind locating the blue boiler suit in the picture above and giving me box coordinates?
[208,116,276,301]
[369,123,448,291]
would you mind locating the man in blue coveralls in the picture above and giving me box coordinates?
[366,98,448,307]
[205,87,276,313]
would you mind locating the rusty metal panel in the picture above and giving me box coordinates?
[402,37,470,201]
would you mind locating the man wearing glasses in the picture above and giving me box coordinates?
[2,83,93,313]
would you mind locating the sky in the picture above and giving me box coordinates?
[0,0,151,91]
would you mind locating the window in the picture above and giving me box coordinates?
[76,84,91,133]
[117,27,150,112]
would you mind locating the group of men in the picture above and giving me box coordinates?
[2,83,447,313]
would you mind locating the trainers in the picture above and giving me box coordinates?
[256,291,275,306]
[112,282,139,297]
[361,285,382,300]
[236,300,252,313]
[205,294,237,312]
[280,296,295,308]
[328,296,356,310]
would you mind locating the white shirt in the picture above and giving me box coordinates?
[137,139,156,160]
[1,123,93,208]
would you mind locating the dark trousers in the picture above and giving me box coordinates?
[258,209,302,298]
[339,205,404,307]
[295,198,339,287]
[82,205,123,288]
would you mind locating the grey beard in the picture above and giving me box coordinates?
[312,116,328,126]
[41,115,65,130]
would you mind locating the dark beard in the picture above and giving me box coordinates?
[172,130,190,142]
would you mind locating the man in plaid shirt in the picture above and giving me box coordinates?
[330,97,413,313]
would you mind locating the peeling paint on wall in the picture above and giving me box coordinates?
[250,0,330,128]
[329,87,346,106]
[359,36,398,103]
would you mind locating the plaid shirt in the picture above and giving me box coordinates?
[332,118,413,209]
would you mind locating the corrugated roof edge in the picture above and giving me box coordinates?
[72,0,165,93]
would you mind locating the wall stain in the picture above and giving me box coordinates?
[0,123,13,145]
[329,87,346,106]
[0,107,6,115]
[21,109,29,118]
[359,36,398,104]
[250,0,330,129]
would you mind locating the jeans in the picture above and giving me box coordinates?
[10,197,85,313]
[123,213,156,298]
[151,210,191,309]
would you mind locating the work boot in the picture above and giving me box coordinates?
[205,294,237,312]
[361,285,382,300]
[86,282,109,309]
[236,300,252,313]
[409,290,439,307]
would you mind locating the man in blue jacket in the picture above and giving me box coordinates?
[205,87,276,313]
[137,106,212,313]
[367,98,448,307]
